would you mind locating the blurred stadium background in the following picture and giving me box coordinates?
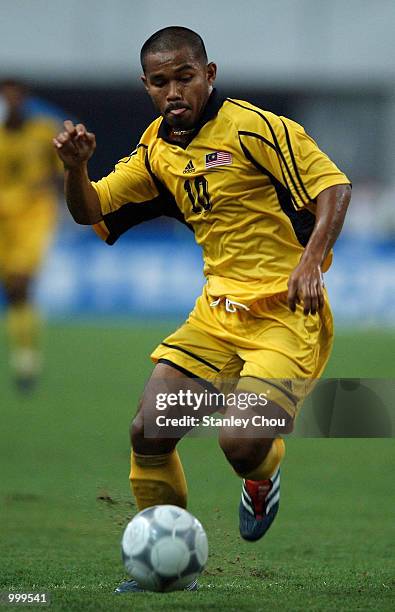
[1,0,394,325]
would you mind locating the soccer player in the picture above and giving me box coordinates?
[53,27,351,592]
[0,79,61,390]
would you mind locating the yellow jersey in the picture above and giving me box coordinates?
[92,90,350,303]
[0,116,61,217]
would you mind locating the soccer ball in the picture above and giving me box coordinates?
[121,505,208,592]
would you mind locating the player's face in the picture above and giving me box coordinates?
[1,85,25,113]
[142,46,217,129]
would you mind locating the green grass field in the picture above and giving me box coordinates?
[1,323,394,611]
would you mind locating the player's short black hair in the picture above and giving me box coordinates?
[140,26,208,72]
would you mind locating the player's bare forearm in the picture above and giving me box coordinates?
[301,184,351,267]
[64,165,102,225]
[287,184,351,314]
[53,120,102,225]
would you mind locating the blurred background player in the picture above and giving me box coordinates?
[0,79,62,391]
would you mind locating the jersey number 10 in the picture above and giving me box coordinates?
[184,176,212,213]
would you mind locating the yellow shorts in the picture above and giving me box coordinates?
[0,197,56,278]
[151,285,334,417]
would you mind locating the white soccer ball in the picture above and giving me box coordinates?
[121,505,208,592]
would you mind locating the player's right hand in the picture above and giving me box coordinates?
[53,120,96,169]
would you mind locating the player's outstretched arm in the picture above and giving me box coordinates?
[287,184,351,315]
[53,120,102,225]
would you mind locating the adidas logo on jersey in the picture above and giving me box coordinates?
[183,160,195,174]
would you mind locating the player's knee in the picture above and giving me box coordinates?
[130,414,160,454]
[130,405,177,455]
[219,434,272,474]
[4,275,30,304]
[130,417,141,446]
[130,408,145,450]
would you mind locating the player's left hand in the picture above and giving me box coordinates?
[287,260,325,315]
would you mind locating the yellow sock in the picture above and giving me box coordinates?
[6,303,41,376]
[130,450,188,511]
[240,438,285,480]
[6,303,40,349]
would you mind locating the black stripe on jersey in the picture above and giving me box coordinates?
[161,343,221,373]
[102,196,192,245]
[239,139,315,247]
[143,148,193,231]
[280,118,312,202]
[144,149,193,225]
[238,130,300,210]
[238,130,277,152]
[113,144,147,169]
[142,147,194,232]
[103,145,191,243]
[143,148,163,193]
[228,99,310,207]
[102,196,172,244]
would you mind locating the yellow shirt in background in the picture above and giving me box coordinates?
[0,117,61,217]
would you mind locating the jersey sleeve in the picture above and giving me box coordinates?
[91,144,159,215]
[91,142,191,245]
[91,143,160,244]
[237,109,350,209]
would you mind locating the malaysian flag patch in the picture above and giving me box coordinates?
[205,151,233,168]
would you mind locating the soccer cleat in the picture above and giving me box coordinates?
[114,578,199,594]
[239,467,280,541]
[14,374,39,394]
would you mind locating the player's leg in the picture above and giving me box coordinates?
[219,290,334,540]
[117,293,240,593]
[219,396,293,480]
[3,272,41,390]
[119,286,248,593]
[2,199,56,390]
[130,289,240,512]
[117,362,205,594]
[129,361,208,511]
[218,382,290,541]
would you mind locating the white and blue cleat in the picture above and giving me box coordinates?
[239,467,280,541]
